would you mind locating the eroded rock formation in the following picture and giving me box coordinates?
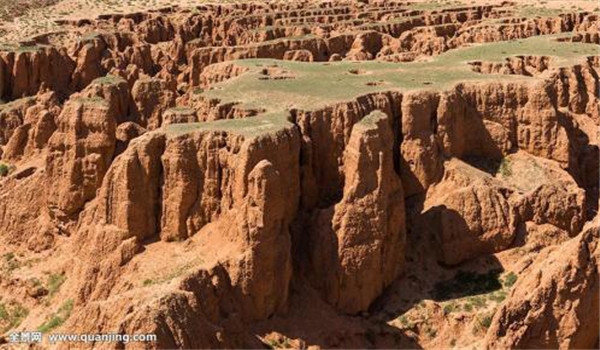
[485,216,599,349]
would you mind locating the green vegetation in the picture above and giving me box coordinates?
[0,43,42,53]
[424,325,437,339]
[498,158,512,177]
[3,252,20,273]
[38,299,73,333]
[0,163,11,177]
[398,315,409,327]
[0,300,28,332]
[0,96,36,114]
[72,96,109,106]
[195,34,597,134]
[443,302,458,315]
[481,314,493,328]
[463,302,473,312]
[47,273,66,297]
[467,295,487,308]
[515,5,564,18]
[405,0,462,11]
[15,45,41,53]
[143,278,154,286]
[79,31,102,42]
[167,111,289,138]
[141,258,204,287]
[488,289,508,303]
[92,74,126,86]
[503,272,518,287]
[30,277,43,288]
[432,269,502,300]
[473,310,496,334]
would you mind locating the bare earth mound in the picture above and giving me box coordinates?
[0,0,598,349]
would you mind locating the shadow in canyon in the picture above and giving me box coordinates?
[369,195,506,326]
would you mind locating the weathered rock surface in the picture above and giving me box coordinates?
[45,96,116,219]
[423,151,586,265]
[130,77,177,129]
[485,216,599,349]
[0,46,75,100]
[423,159,517,265]
[1,92,61,162]
[308,111,405,314]
[70,118,300,329]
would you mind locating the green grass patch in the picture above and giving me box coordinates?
[488,289,508,303]
[92,74,126,86]
[503,272,518,287]
[472,311,494,334]
[468,295,487,308]
[38,299,73,333]
[47,273,66,297]
[0,301,29,332]
[443,302,458,315]
[498,158,512,177]
[199,34,597,121]
[515,5,565,18]
[463,302,473,312]
[141,258,204,287]
[3,252,20,272]
[166,111,289,138]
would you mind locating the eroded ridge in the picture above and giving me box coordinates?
[0,0,598,349]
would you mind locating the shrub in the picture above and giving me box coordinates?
[0,163,10,177]
[473,310,496,334]
[504,272,518,287]
[481,314,493,328]
[443,302,457,315]
[498,158,512,177]
[143,279,154,286]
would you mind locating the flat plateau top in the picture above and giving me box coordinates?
[171,33,598,137]
[203,34,597,110]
